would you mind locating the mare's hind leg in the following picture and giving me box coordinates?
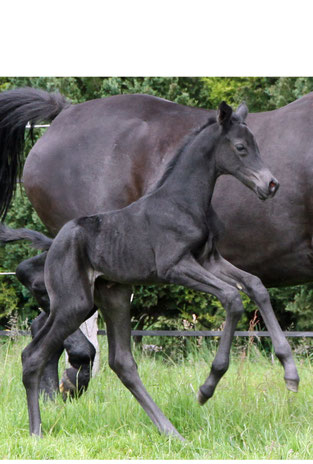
[94,280,184,441]
[16,253,96,399]
[199,246,299,403]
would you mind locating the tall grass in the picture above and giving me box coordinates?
[1,335,313,459]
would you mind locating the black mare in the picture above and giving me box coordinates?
[1,102,298,438]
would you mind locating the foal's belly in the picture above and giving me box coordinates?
[86,223,158,285]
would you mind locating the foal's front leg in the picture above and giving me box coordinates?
[164,254,246,402]
[202,247,299,394]
[95,281,185,441]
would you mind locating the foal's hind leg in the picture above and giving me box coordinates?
[22,309,94,436]
[30,311,63,398]
[94,280,184,441]
[17,254,62,399]
[17,253,96,399]
[22,248,95,436]
[200,246,299,400]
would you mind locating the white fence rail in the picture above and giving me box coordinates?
[25,124,50,129]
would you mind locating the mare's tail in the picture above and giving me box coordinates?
[0,223,52,251]
[0,87,70,220]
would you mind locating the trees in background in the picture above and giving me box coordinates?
[1,76,313,331]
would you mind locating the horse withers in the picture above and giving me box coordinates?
[1,102,298,438]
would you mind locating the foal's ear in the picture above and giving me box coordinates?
[235,102,249,122]
[217,101,233,127]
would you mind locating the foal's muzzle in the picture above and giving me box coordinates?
[256,177,280,200]
[268,178,279,196]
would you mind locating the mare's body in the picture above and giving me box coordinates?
[22,92,313,288]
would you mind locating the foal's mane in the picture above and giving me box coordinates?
[155,116,216,190]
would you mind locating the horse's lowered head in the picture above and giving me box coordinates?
[214,101,279,200]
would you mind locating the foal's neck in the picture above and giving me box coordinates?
[155,122,219,216]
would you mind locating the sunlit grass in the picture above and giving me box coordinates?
[1,336,313,459]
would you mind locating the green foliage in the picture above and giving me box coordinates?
[0,186,50,326]
[201,77,276,111]
[0,279,19,320]
[266,77,313,108]
[284,284,313,331]
[3,77,101,104]
[100,76,208,107]
[201,77,313,113]
[132,283,258,332]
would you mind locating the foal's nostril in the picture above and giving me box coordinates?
[269,179,279,195]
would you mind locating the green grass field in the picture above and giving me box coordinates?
[1,335,313,459]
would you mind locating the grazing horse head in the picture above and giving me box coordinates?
[214,101,279,200]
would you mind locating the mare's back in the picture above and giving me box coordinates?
[23,94,209,235]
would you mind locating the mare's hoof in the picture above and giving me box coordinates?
[197,389,208,405]
[285,378,299,393]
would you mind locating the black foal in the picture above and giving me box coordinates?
[1,102,298,439]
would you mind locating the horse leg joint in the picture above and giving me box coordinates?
[109,354,137,386]
[248,276,270,306]
[223,290,244,316]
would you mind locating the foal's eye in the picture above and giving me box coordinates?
[236,144,245,152]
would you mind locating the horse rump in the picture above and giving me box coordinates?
[0,87,70,220]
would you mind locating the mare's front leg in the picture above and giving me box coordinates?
[94,280,185,441]
[163,254,246,403]
[201,246,299,394]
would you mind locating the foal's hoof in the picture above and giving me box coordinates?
[174,431,186,442]
[59,369,79,401]
[60,368,89,401]
[285,378,299,393]
[197,389,209,405]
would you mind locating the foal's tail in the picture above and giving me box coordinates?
[0,223,53,251]
[0,87,70,220]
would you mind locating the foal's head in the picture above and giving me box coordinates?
[214,101,279,200]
